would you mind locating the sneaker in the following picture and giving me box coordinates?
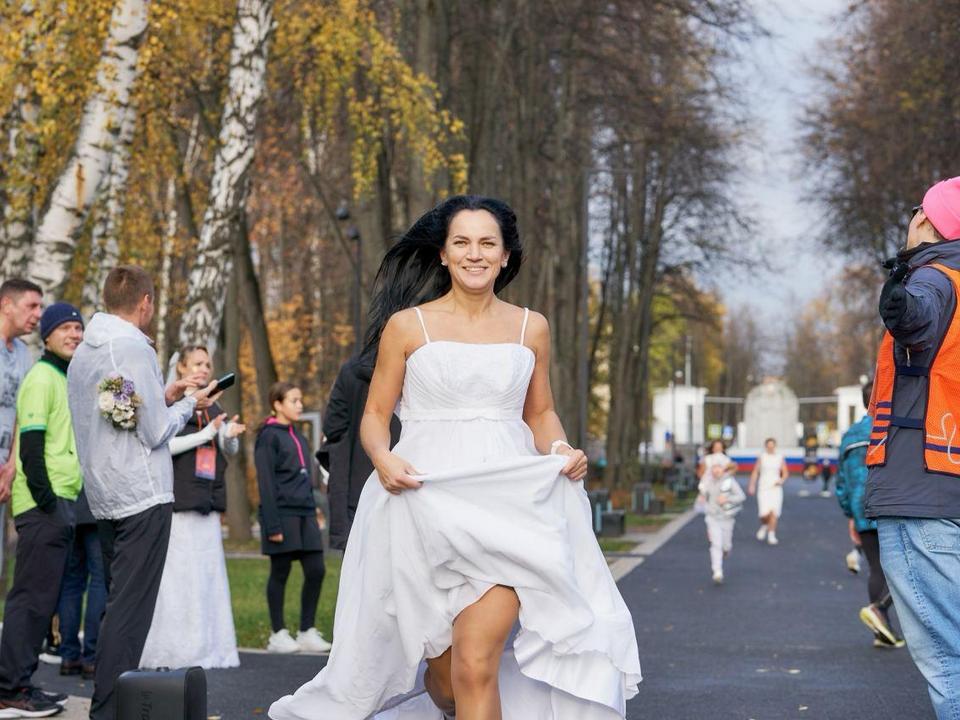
[755,526,768,541]
[845,548,861,574]
[296,627,333,653]
[860,604,898,646]
[712,571,724,584]
[0,687,62,717]
[767,532,779,545]
[28,688,66,708]
[873,633,906,649]
[266,629,300,654]
[59,659,82,677]
[819,490,832,498]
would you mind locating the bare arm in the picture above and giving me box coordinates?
[780,459,789,484]
[748,462,759,495]
[359,311,422,494]
[522,312,587,481]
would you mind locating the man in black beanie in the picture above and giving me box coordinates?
[0,302,85,717]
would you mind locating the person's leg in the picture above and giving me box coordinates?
[57,528,88,666]
[878,517,960,718]
[0,503,73,694]
[451,585,519,720]
[82,526,108,665]
[425,647,456,715]
[90,504,172,720]
[860,530,889,605]
[705,516,723,575]
[267,554,294,633]
[722,518,735,554]
[298,551,326,632]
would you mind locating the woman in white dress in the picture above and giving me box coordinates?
[139,346,244,669]
[269,196,641,720]
[748,437,789,546]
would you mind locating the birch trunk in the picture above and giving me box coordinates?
[177,0,274,352]
[27,0,150,298]
[80,101,137,317]
[0,3,42,277]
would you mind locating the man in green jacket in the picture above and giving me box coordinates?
[0,302,84,717]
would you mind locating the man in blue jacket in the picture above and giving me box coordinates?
[836,380,903,649]
[867,176,960,719]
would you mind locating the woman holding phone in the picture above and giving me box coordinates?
[255,381,331,655]
[140,345,245,668]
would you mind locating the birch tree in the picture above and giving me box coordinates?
[0,2,43,277]
[80,101,137,317]
[177,0,274,352]
[26,0,150,298]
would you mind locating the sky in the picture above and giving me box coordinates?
[721,0,849,316]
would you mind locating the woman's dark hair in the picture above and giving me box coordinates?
[708,439,725,454]
[361,195,523,362]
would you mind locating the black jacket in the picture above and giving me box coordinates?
[255,420,316,537]
[320,356,401,550]
[171,402,228,514]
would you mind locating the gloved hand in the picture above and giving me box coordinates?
[879,262,912,328]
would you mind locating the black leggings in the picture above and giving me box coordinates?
[860,529,892,615]
[267,551,326,633]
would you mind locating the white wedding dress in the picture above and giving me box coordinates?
[139,510,240,669]
[269,308,641,719]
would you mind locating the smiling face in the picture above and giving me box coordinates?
[177,347,212,385]
[440,209,509,292]
[44,321,83,360]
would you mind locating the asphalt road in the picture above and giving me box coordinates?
[35,478,933,719]
[620,478,932,720]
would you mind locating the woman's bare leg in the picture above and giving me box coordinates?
[450,585,519,720]
[425,648,455,715]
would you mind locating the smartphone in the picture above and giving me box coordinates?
[214,372,236,392]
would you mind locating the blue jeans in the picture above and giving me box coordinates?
[57,523,107,663]
[878,517,960,720]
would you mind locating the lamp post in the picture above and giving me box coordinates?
[336,202,363,354]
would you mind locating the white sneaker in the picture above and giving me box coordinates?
[755,526,768,541]
[846,548,861,574]
[267,628,300,654]
[296,627,333,653]
[712,571,724,584]
[767,532,779,545]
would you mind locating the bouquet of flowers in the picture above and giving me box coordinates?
[97,373,142,431]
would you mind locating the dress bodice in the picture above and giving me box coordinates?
[398,341,535,422]
[397,307,535,423]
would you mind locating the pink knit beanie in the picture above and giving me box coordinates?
[922,177,960,241]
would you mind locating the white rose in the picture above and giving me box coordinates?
[98,392,115,413]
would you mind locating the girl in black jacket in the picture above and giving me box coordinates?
[256,381,330,654]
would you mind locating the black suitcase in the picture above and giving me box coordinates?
[116,667,207,720]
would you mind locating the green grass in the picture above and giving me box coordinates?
[227,555,341,649]
[0,555,341,650]
[597,538,637,553]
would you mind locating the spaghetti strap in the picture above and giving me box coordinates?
[520,307,530,346]
[413,307,431,344]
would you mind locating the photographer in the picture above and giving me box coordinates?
[867,176,960,718]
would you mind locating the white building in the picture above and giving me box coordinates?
[742,379,800,448]
[835,384,868,435]
[651,384,707,452]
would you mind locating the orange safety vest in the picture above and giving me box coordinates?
[867,262,960,476]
